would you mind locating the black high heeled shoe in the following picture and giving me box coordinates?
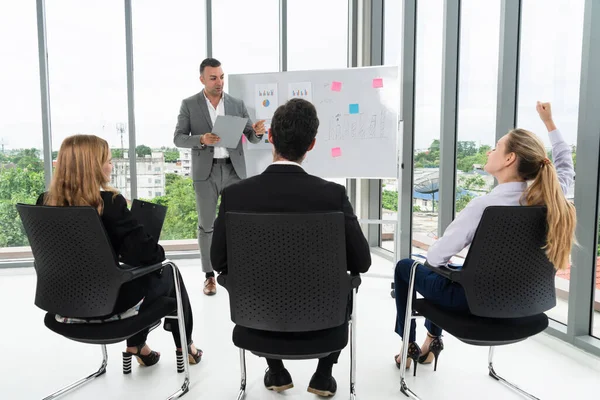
[418,334,444,371]
[175,341,203,373]
[394,342,421,376]
[122,343,160,374]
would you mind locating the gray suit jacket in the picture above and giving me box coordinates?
[173,91,262,181]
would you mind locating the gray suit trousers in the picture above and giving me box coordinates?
[194,163,241,273]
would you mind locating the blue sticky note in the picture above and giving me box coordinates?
[349,104,359,114]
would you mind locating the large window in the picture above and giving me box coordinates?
[383,0,402,66]
[380,1,444,253]
[132,0,206,241]
[408,0,444,256]
[454,1,500,218]
[212,0,279,76]
[287,0,348,71]
[0,1,44,250]
[380,0,403,251]
[517,0,584,325]
[45,0,130,196]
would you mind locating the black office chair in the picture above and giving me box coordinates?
[16,204,191,400]
[398,206,556,400]
[217,212,361,400]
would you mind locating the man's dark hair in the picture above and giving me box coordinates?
[200,58,221,74]
[271,98,319,162]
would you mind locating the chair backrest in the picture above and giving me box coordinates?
[224,212,351,332]
[460,206,556,318]
[17,204,124,318]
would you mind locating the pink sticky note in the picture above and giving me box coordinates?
[242,135,247,144]
[372,78,383,88]
[331,81,342,92]
[331,147,342,158]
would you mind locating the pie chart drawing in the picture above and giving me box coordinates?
[262,99,270,107]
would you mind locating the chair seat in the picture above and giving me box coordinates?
[413,299,548,346]
[45,297,176,345]
[233,322,348,359]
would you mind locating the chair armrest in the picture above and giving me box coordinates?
[120,261,166,283]
[217,273,228,288]
[422,261,462,283]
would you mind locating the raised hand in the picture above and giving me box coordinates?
[536,101,552,123]
[536,101,556,132]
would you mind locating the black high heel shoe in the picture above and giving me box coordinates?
[394,342,421,376]
[418,335,444,371]
[175,341,203,373]
[122,343,160,374]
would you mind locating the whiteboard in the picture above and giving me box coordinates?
[229,66,399,179]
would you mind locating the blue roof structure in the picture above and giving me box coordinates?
[412,188,475,201]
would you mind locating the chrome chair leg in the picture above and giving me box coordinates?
[349,287,357,400]
[165,261,190,399]
[398,261,422,400]
[236,349,247,400]
[42,344,108,400]
[400,380,422,400]
[488,347,540,400]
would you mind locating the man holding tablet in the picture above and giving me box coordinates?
[173,57,266,295]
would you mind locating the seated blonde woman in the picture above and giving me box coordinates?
[38,134,202,372]
[393,102,576,374]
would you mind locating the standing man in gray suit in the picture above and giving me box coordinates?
[173,58,266,295]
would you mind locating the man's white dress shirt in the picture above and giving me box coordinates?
[272,160,304,168]
[203,91,229,159]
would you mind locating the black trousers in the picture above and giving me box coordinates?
[266,351,341,375]
[127,267,194,348]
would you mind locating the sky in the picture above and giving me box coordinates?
[0,0,584,154]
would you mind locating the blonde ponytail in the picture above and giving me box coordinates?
[506,129,576,270]
[523,162,577,270]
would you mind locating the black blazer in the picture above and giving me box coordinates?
[211,164,372,275]
[37,191,165,314]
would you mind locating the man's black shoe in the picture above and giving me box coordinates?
[264,368,294,392]
[307,372,337,397]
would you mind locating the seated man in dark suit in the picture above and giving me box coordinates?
[211,98,371,397]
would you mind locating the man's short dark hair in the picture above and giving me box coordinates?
[200,58,221,74]
[271,99,319,162]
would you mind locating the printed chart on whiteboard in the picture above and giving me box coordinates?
[254,83,278,120]
[288,82,313,103]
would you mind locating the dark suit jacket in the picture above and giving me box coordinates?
[37,191,165,314]
[210,164,371,350]
[211,164,371,276]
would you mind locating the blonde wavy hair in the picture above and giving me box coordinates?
[505,129,577,270]
[44,135,117,214]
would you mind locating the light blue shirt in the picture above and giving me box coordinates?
[426,129,575,267]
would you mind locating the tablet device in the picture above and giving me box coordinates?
[211,115,249,149]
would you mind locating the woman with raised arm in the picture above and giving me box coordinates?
[393,102,576,374]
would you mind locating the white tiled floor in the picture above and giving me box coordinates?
[1,255,599,400]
